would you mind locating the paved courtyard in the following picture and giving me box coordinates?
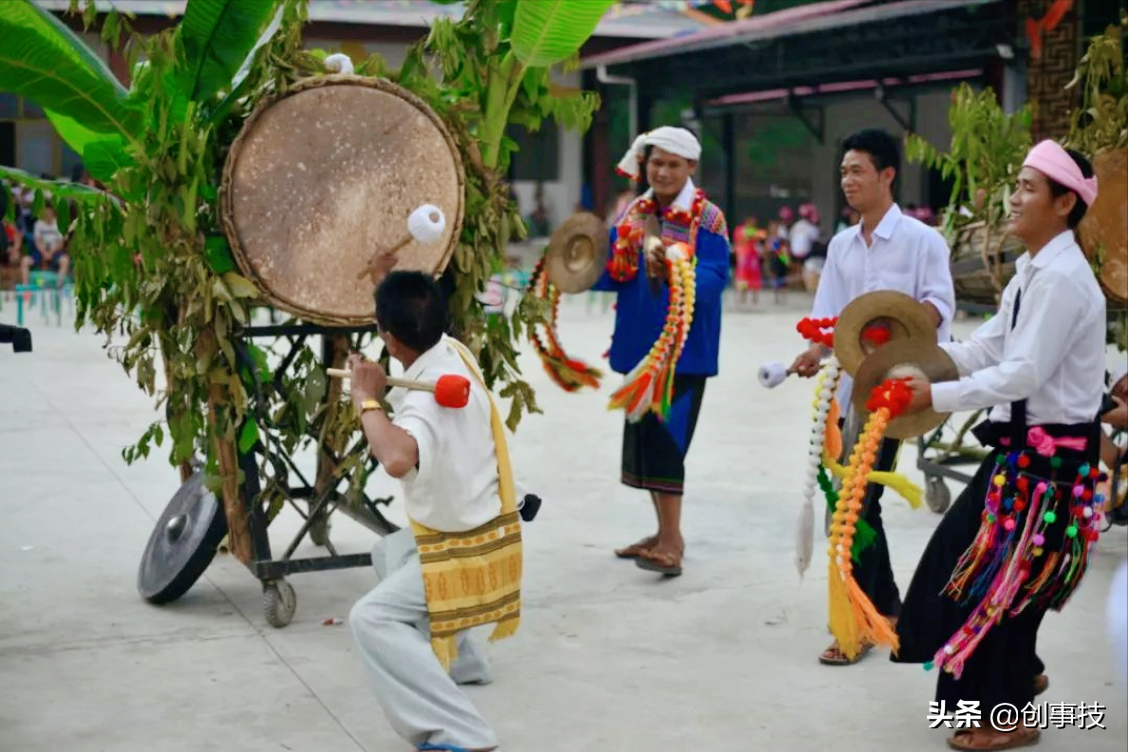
[1,291,1125,752]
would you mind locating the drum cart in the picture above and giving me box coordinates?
[915,409,989,514]
[137,319,400,627]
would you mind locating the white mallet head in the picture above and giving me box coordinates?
[408,204,446,244]
[759,361,789,389]
[324,53,355,75]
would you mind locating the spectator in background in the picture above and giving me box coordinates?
[732,215,763,307]
[835,205,860,235]
[793,203,824,293]
[766,218,790,304]
[790,203,821,290]
[22,204,69,286]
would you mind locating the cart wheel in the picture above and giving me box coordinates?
[926,476,952,514]
[263,579,296,628]
[309,513,331,547]
[137,470,227,604]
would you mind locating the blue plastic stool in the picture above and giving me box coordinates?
[15,271,71,326]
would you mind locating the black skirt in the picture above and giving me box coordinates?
[893,421,1102,711]
[620,374,707,494]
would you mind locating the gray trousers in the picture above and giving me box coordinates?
[350,529,498,750]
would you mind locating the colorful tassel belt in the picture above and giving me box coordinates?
[929,447,1107,679]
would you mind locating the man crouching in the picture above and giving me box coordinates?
[347,270,521,752]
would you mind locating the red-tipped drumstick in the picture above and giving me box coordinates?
[327,368,471,409]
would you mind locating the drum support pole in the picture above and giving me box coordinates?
[208,381,254,565]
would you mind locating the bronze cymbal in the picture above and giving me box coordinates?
[851,339,959,440]
[834,290,937,376]
[545,212,609,294]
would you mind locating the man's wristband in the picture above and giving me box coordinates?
[355,397,383,420]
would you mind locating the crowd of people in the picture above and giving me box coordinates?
[0,171,91,288]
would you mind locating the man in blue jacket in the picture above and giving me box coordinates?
[593,126,730,577]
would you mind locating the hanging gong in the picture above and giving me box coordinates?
[851,338,959,440]
[137,470,228,604]
[834,290,938,376]
[220,75,465,326]
[544,212,609,293]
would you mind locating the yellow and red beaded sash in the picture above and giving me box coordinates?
[606,190,726,422]
[408,339,522,671]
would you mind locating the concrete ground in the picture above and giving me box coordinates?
[1,290,1125,752]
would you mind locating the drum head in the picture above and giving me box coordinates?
[221,75,465,326]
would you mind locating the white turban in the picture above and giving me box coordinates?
[615,126,701,182]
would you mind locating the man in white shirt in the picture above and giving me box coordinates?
[790,129,955,666]
[347,270,518,752]
[893,141,1105,751]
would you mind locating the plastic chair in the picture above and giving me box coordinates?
[15,271,72,326]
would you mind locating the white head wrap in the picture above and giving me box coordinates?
[615,126,701,182]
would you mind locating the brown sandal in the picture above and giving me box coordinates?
[635,547,683,576]
[946,728,1040,750]
[818,641,873,665]
[614,536,657,559]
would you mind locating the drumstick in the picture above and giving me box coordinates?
[327,368,434,391]
[327,368,471,408]
[358,205,447,281]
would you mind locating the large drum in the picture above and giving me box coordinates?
[220,75,465,326]
[949,221,1023,309]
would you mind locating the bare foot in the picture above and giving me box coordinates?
[614,535,657,559]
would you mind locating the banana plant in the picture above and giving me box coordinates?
[0,0,615,542]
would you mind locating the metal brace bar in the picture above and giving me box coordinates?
[787,93,824,144]
[875,84,915,134]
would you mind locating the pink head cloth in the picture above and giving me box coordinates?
[1022,140,1098,207]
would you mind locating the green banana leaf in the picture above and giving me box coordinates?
[43,110,131,184]
[0,0,139,139]
[175,0,280,103]
[509,0,615,68]
[0,166,113,204]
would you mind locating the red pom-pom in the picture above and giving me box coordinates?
[434,374,471,409]
[861,324,891,346]
[1017,454,1030,468]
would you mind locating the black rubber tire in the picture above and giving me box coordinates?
[137,471,228,604]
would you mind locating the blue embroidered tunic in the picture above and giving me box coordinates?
[591,181,730,377]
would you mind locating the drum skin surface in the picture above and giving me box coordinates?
[221,75,465,325]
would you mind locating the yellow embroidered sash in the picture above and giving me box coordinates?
[408,338,522,671]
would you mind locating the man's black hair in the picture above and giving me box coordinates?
[374,271,448,353]
[1046,147,1094,230]
[841,129,901,182]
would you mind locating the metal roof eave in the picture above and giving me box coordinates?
[581,0,1003,72]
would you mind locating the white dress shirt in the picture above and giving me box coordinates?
[932,230,1106,426]
[388,335,502,533]
[810,203,956,408]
